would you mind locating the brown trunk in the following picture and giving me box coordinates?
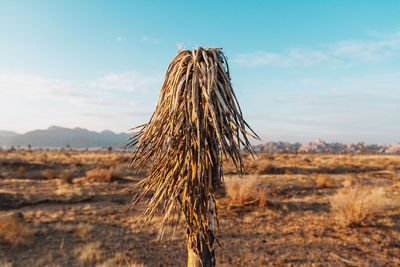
[187,231,215,267]
[187,197,215,267]
[187,145,218,267]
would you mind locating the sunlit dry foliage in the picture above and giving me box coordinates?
[225,176,268,208]
[127,48,259,255]
[0,212,33,248]
[330,185,390,227]
[85,167,121,182]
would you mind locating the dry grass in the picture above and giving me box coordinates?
[74,223,93,239]
[312,173,336,188]
[17,166,26,178]
[1,151,400,265]
[75,241,104,263]
[96,252,145,267]
[224,176,268,208]
[330,185,390,227]
[42,168,55,180]
[53,222,93,239]
[60,171,73,184]
[85,167,121,182]
[251,161,280,175]
[386,164,397,172]
[341,174,360,187]
[0,213,33,248]
[0,259,13,267]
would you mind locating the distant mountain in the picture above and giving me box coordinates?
[0,130,18,144]
[0,126,131,149]
[254,139,400,154]
[1,128,399,153]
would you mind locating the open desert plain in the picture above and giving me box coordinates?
[0,150,399,266]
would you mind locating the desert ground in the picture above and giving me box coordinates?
[0,150,400,266]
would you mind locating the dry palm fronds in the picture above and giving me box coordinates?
[127,47,259,249]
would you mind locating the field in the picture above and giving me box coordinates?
[1,150,400,266]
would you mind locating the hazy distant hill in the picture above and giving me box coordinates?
[255,139,400,154]
[0,126,131,149]
[0,130,18,144]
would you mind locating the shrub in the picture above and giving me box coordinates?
[225,176,268,208]
[85,167,121,182]
[17,166,26,178]
[42,168,55,180]
[330,185,389,227]
[0,212,33,248]
[246,160,280,175]
[75,241,104,263]
[386,164,397,172]
[312,173,336,188]
[60,171,73,184]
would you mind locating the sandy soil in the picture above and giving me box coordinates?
[0,151,400,266]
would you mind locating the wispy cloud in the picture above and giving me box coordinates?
[141,36,160,44]
[90,71,162,92]
[78,110,151,118]
[115,36,126,42]
[0,73,91,101]
[234,31,400,67]
[234,49,328,67]
[0,71,161,133]
[0,71,162,105]
[247,72,400,143]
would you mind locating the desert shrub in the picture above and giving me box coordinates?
[245,160,280,175]
[0,259,12,267]
[330,185,389,227]
[75,241,104,263]
[225,176,268,208]
[342,174,360,188]
[312,173,336,188]
[17,166,26,178]
[73,223,93,239]
[0,212,33,248]
[42,168,55,180]
[60,171,73,184]
[285,169,294,175]
[85,167,121,182]
[386,164,397,172]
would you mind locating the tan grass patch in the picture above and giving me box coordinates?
[75,241,104,263]
[330,185,390,227]
[0,213,33,248]
[85,167,122,182]
[225,176,268,208]
[60,171,73,184]
[17,166,26,178]
[0,258,13,267]
[245,160,280,175]
[312,173,336,188]
[96,252,145,267]
[42,168,55,180]
[74,223,93,239]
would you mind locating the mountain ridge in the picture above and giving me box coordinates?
[0,126,131,149]
[0,126,399,153]
[255,139,400,154]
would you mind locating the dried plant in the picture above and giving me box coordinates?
[42,168,55,180]
[225,176,268,208]
[0,212,33,248]
[312,173,336,188]
[85,167,121,182]
[75,241,104,263]
[330,185,390,227]
[127,47,259,264]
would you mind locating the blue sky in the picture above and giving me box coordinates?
[0,1,399,144]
